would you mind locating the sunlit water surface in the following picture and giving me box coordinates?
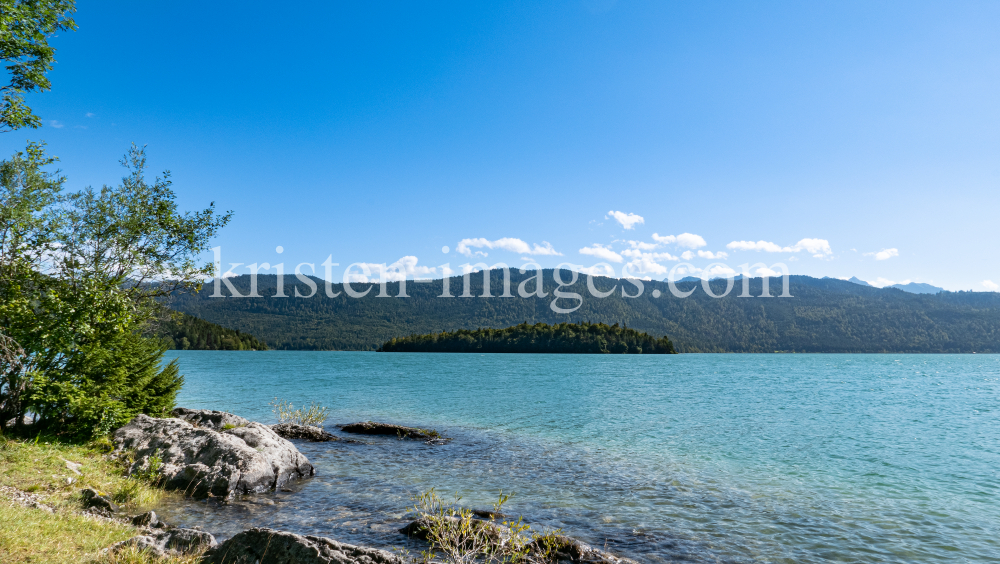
[155,352,1000,563]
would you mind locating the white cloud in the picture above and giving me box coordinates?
[621,249,678,261]
[727,238,832,257]
[575,263,618,277]
[619,246,683,277]
[702,264,737,279]
[49,120,64,128]
[983,280,999,291]
[348,256,438,282]
[607,210,644,230]
[676,233,707,249]
[865,248,899,261]
[667,264,699,280]
[754,267,782,277]
[666,264,739,280]
[579,244,623,263]
[727,240,786,252]
[624,256,668,275]
[85,112,95,118]
[796,238,833,256]
[627,240,658,251]
[681,251,694,260]
[697,250,728,259]
[456,237,561,258]
[650,232,706,248]
[869,277,911,288]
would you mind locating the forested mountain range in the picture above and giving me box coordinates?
[166,271,1000,353]
[149,311,269,351]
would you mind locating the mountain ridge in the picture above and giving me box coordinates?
[167,271,1000,353]
[843,276,944,294]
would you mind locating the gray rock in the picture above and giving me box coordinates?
[400,518,638,564]
[131,510,163,528]
[81,488,120,513]
[110,527,217,557]
[172,407,250,430]
[203,527,404,564]
[62,459,82,475]
[340,421,441,440]
[471,509,509,520]
[272,422,339,442]
[527,535,639,564]
[113,414,314,498]
[399,516,505,543]
[398,516,438,540]
[1,485,54,513]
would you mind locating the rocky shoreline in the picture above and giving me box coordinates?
[4,407,638,563]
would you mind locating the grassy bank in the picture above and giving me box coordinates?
[0,433,195,564]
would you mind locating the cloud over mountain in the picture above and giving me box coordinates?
[456,238,561,258]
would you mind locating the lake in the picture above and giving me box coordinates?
[156,352,1000,563]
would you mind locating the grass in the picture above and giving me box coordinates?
[0,500,135,563]
[269,397,329,426]
[0,432,194,564]
[416,428,442,440]
[0,433,165,511]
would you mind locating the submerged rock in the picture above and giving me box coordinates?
[340,421,442,440]
[202,527,404,564]
[112,414,314,498]
[109,527,217,557]
[471,508,509,520]
[527,535,639,564]
[172,407,250,430]
[399,515,508,543]
[400,518,637,564]
[272,422,340,442]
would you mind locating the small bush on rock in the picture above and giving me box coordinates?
[412,489,531,564]
[269,397,329,426]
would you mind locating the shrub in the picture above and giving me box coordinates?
[410,489,575,564]
[412,489,531,564]
[269,397,329,426]
[30,330,183,439]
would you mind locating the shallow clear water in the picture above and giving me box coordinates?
[157,352,1000,563]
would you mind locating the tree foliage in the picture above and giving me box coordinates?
[150,310,268,351]
[0,144,230,437]
[0,0,77,131]
[379,321,676,354]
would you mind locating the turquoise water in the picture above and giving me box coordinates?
[160,352,1000,563]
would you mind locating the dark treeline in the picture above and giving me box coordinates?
[168,271,1000,353]
[151,312,268,351]
[378,322,677,354]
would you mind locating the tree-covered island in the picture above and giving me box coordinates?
[378,322,677,354]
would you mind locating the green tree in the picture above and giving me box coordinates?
[0,142,64,431]
[0,0,77,131]
[0,144,231,436]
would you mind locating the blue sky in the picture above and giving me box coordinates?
[4,1,999,290]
